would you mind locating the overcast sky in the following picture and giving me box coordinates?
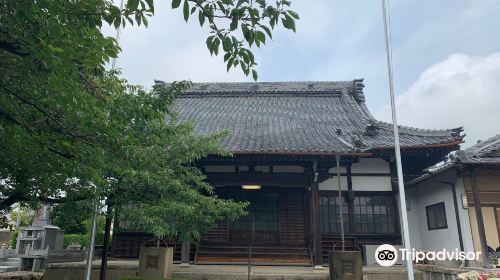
[104,0,500,147]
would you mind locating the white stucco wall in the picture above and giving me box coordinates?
[406,189,422,249]
[408,169,474,253]
[319,158,391,191]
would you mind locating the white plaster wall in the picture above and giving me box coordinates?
[319,176,348,191]
[455,177,475,254]
[406,188,422,249]
[351,158,390,173]
[352,177,392,191]
[319,176,391,191]
[410,170,469,252]
[319,158,392,191]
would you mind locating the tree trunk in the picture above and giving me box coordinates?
[99,197,113,280]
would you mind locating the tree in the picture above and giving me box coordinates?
[51,200,93,234]
[2,1,297,278]
[0,0,298,218]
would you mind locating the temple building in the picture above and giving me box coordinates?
[111,80,464,266]
[407,134,500,267]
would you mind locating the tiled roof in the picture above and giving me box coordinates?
[407,134,500,186]
[455,134,500,164]
[161,80,464,154]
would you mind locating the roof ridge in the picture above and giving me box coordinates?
[156,80,365,97]
[155,79,363,85]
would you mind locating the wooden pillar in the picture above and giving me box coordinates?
[346,165,354,232]
[311,180,322,266]
[470,166,490,267]
[389,160,403,239]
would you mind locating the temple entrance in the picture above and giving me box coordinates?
[195,186,310,264]
[228,191,280,243]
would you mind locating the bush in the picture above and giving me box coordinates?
[63,234,88,249]
[10,231,18,249]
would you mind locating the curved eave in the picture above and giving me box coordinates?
[232,151,373,157]
[371,139,464,151]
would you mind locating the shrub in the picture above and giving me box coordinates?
[10,231,18,249]
[63,234,88,249]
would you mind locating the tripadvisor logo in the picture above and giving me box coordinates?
[375,244,398,267]
[374,244,482,266]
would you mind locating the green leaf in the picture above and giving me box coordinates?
[206,36,215,55]
[287,10,300,20]
[242,25,251,42]
[281,14,296,32]
[127,0,140,10]
[252,69,258,81]
[212,37,220,55]
[183,0,189,21]
[223,37,233,52]
[198,11,205,26]
[172,0,181,8]
[230,18,238,31]
[256,31,266,44]
[227,57,234,72]
[260,25,273,39]
[240,51,250,64]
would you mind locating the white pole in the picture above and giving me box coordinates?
[380,0,414,279]
[84,0,124,278]
[85,200,99,280]
[335,154,345,251]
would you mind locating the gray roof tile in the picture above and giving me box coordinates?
[456,134,500,164]
[163,80,464,154]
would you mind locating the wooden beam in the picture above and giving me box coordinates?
[206,172,310,188]
[470,166,490,268]
[311,181,322,266]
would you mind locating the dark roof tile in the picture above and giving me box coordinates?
[165,80,464,153]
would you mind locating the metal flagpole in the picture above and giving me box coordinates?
[380,0,414,279]
[335,154,345,251]
[85,199,99,280]
[84,1,125,278]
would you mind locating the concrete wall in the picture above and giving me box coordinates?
[407,169,474,253]
[319,158,391,192]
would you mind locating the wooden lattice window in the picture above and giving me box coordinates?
[354,195,396,234]
[319,195,350,233]
[426,202,447,230]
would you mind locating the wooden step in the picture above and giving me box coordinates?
[195,256,311,266]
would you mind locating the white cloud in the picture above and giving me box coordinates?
[376,53,500,147]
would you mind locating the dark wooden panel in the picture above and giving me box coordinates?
[279,189,306,245]
[111,232,196,262]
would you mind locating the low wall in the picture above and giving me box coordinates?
[46,250,85,264]
[44,262,137,280]
[416,264,500,280]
